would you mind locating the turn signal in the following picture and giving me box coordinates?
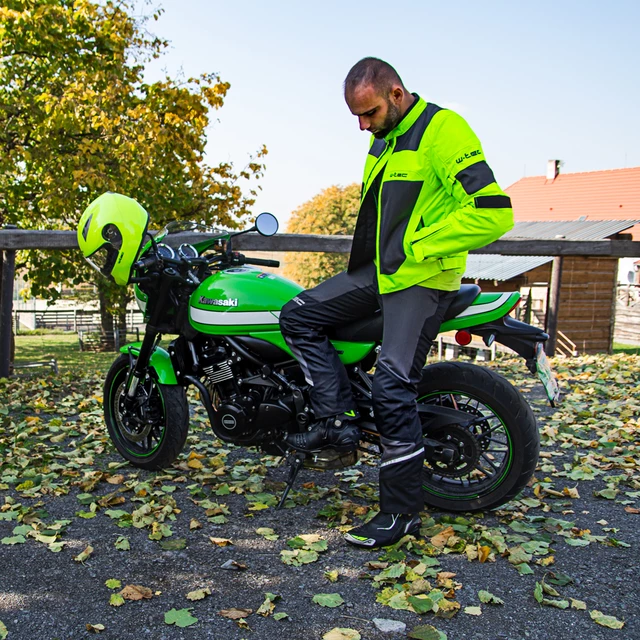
[455,330,472,346]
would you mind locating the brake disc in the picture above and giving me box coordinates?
[425,424,481,478]
[115,383,154,443]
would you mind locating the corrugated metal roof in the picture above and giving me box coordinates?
[464,254,553,282]
[506,219,638,241]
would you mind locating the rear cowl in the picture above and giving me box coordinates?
[189,267,303,335]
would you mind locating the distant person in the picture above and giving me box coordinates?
[280,57,513,547]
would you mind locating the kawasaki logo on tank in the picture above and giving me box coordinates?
[199,296,239,307]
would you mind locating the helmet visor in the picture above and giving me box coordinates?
[86,244,119,279]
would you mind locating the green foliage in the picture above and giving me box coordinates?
[284,183,360,288]
[0,0,266,315]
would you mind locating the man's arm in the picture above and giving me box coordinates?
[410,110,513,261]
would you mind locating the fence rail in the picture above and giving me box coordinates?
[2,229,640,257]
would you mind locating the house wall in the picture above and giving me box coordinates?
[554,256,618,354]
[466,258,618,354]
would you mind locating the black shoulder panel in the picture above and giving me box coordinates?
[368,138,387,158]
[455,161,496,195]
[394,103,444,153]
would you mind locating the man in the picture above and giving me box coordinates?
[280,57,513,548]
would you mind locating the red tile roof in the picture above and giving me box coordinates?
[506,166,640,240]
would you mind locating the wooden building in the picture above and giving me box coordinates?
[463,220,636,355]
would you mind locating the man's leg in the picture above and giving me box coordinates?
[279,263,379,436]
[345,286,456,547]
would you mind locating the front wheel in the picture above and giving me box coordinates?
[418,361,539,512]
[104,354,189,470]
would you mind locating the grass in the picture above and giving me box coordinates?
[612,342,640,355]
[11,333,640,377]
[14,333,125,374]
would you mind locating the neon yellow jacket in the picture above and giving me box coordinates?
[348,95,514,294]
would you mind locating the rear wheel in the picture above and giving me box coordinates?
[418,361,539,511]
[104,354,189,470]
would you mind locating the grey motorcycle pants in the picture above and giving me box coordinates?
[279,262,456,514]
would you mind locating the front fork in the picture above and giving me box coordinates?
[124,273,174,405]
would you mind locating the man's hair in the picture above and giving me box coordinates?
[344,57,405,99]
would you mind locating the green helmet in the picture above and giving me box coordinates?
[77,192,150,286]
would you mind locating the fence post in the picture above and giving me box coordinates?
[546,256,563,356]
[0,226,17,377]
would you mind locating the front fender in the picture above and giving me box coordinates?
[120,343,179,385]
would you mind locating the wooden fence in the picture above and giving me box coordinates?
[614,284,640,345]
[2,228,640,377]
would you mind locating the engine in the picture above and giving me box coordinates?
[199,338,295,443]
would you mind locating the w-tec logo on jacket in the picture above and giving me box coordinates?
[456,150,482,163]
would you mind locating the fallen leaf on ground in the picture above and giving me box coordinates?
[120,585,153,601]
[257,592,280,616]
[164,608,198,628]
[312,593,344,608]
[109,594,125,607]
[209,537,233,547]
[590,610,625,629]
[186,588,211,601]
[478,590,504,605]
[219,608,253,620]
[430,526,454,548]
[322,629,361,640]
[74,545,94,563]
[407,624,447,639]
[86,623,105,633]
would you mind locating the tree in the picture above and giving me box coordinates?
[0,0,266,337]
[284,184,360,289]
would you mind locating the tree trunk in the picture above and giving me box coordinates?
[98,287,115,350]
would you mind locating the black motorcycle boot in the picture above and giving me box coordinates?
[285,412,361,453]
[344,512,422,548]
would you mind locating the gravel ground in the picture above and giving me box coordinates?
[1,356,638,640]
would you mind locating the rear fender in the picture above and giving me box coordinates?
[470,316,548,364]
[120,343,179,385]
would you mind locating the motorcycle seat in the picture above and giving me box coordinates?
[330,284,481,343]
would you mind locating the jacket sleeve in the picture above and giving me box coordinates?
[410,110,513,262]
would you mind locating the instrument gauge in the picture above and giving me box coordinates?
[156,243,176,260]
[178,243,199,259]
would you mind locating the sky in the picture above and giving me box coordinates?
[142,0,640,228]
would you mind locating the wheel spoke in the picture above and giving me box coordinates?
[480,452,500,472]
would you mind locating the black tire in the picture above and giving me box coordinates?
[418,361,539,512]
[104,354,189,470]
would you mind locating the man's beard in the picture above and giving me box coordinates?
[372,101,401,139]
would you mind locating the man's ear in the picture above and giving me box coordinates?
[390,86,404,104]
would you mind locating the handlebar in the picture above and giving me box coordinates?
[243,256,280,268]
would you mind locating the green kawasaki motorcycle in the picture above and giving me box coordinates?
[78,194,560,512]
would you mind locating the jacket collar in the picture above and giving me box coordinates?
[384,93,425,141]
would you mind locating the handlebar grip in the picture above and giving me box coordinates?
[244,257,280,268]
[134,254,158,271]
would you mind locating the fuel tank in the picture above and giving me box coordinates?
[189,267,303,335]
[188,267,375,365]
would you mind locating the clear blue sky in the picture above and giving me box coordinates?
[143,0,640,227]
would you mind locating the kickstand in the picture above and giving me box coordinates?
[277,452,305,510]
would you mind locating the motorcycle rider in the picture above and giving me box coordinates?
[280,57,514,547]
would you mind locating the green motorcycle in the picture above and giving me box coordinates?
[78,193,559,512]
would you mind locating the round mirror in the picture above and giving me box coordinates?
[255,212,279,236]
